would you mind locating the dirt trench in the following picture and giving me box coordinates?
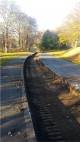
[23,54,80,142]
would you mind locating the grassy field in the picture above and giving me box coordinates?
[48,47,80,64]
[0,52,31,67]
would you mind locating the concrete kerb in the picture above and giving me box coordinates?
[21,53,37,142]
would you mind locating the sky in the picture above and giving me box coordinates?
[1,0,80,31]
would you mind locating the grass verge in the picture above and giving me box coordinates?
[47,47,80,65]
[0,52,31,67]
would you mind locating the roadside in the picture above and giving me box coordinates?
[0,52,80,141]
[47,47,80,64]
[39,53,80,95]
[24,55,80,141]
[0,55,36,142]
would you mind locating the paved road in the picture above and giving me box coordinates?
[0,55,36,142]
[39,53,80,91]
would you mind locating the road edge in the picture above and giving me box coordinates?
[21,54,37,142]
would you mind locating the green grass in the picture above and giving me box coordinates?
[60,57,80,64]
[0,51,30,67]
[47,47,80,64]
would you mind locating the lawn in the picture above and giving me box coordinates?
[0,51,31,67]
[47,47,80,64]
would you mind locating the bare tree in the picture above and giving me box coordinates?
[0,0,38,52]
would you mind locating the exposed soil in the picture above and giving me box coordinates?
[24,54,80,142]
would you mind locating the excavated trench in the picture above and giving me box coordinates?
[23,53,80,142]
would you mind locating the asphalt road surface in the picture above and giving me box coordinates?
[0,55,36,142]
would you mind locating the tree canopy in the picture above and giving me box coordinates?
[40,30,59,50]
[0,0,37,52]
[57,2,80,48]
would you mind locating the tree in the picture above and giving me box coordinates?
[57,2,80,48]
[24,17,37,50]
[56,26,71,49]
[7,9,37,50]
[40,30,59,50]
[0,23,5,51]
[0,0,37,52]
[35,31,44,48]
[0,0,20,52]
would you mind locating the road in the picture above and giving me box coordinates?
[0,55,36,142]
[0,53,80,142]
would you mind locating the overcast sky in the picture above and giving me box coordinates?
[0,0,80,31]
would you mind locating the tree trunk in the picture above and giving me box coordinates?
[4,27,8,53]
[19,31,21,48]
